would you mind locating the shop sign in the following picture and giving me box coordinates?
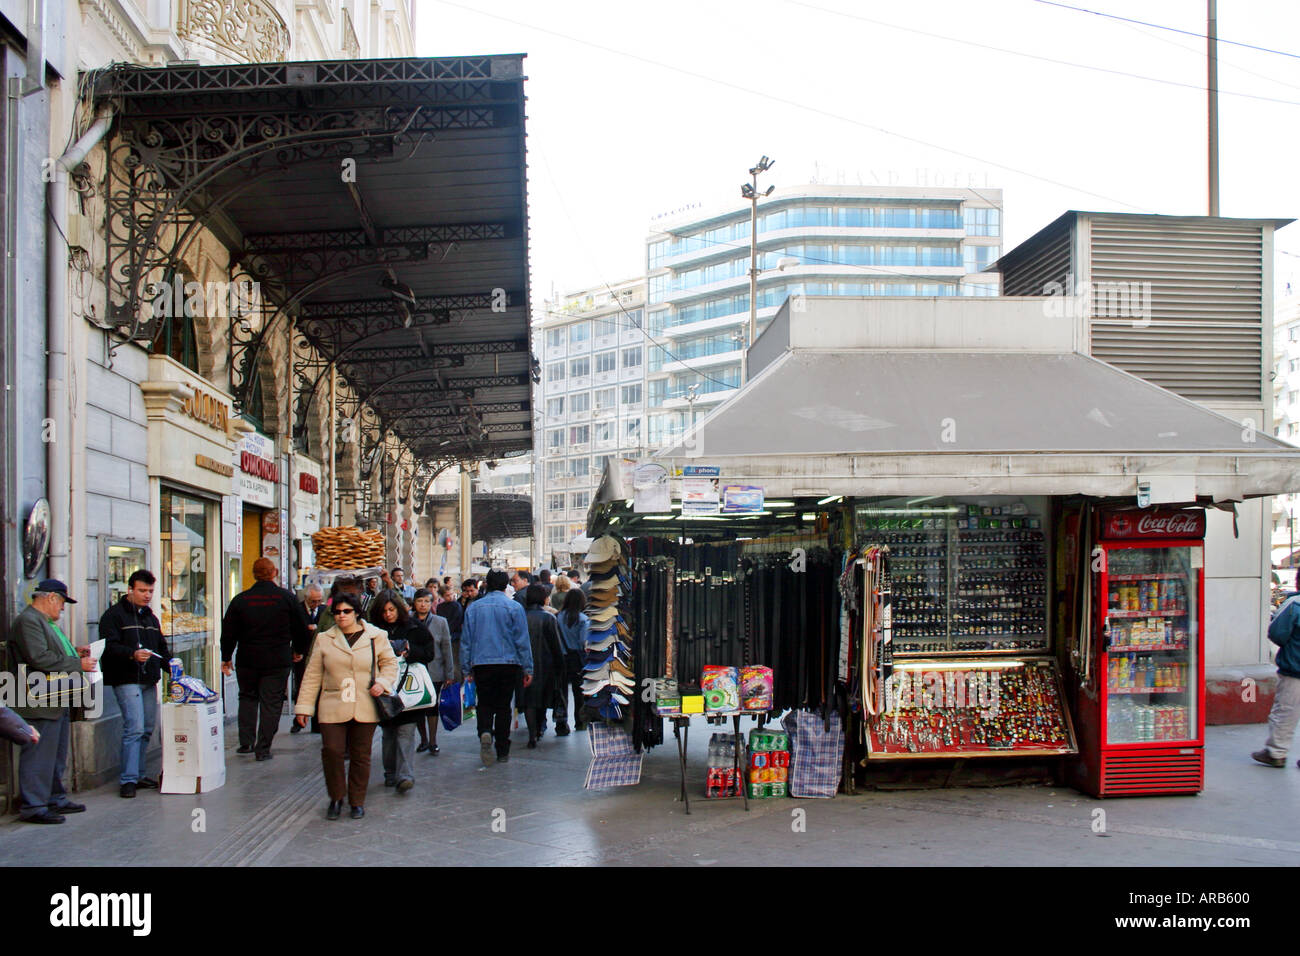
[682,465,720,515]
[292,455,323,538]
[182,387,230,434]
[721,485,765,514]
[1103,509,1205,541]
[195,454,234,477]
[261,510,282,560]
[236,432,277,509]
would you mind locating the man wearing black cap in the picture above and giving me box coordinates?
[7,580,97,824]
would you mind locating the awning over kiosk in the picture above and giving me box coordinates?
[594,296,1300,517]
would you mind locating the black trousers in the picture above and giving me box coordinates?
[236,663,290,754]
[555,650,585,727]
[473,664,519,757]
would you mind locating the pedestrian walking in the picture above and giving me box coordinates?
[521,584,565,748]
[370,594,425,791]
[436,584,464,675]
[459,578,479,609]
[294,593,398,819]
[555,588,591,734]
[99,569,168,796]
[511,570,531,608]
[461,569,532,764]
[220,558,309,760]
[391,567,416,602]
[291,583,333,735]
[7,580,96,824]
[549,573,572,611]
[411,588,454,755]
[1254,592,1300,768]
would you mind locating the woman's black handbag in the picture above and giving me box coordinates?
[370,638,405,723]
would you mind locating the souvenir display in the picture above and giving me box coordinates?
[864,658,1076,757]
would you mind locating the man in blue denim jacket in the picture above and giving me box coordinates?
[462,569,533,764]
[1254,594,1300,768]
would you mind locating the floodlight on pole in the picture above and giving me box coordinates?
[740,155,774,385]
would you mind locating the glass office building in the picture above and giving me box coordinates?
[643,186,1003,448]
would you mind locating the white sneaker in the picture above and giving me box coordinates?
[480,732,494,767]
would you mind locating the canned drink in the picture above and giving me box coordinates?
[771,782,787,797]
[169,657,185,681]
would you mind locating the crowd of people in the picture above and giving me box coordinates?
[1,560,595,823]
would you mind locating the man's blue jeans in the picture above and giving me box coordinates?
[113,683,158,785]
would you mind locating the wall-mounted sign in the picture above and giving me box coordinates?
[682,465,721,515]
[721,485,765,514]
[236,432,278,509]
[632,461,670,513]
[183,388,230,434]
[195,454,234,477]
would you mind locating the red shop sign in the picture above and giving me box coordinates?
[1103,509,1205,540]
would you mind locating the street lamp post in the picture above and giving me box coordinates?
[740,156,775,384]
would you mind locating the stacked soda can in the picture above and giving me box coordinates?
[705,733,740,798]
[747,727,791,798]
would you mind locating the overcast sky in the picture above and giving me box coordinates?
[415,0,1300,312]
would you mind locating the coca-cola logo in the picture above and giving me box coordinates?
[1106,510,1204,538]
[1135,513,1200,535]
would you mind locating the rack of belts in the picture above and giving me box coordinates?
[627,535,843,717]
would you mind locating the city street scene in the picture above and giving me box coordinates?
[0,0,1297,910]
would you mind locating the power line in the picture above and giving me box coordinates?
[1029,0,1300,60]
[431,0,1151,212]
[787,0,1300,107]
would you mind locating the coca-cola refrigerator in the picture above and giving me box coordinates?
[1069,508,1206,797]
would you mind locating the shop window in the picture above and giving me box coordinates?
[160,487,214,685]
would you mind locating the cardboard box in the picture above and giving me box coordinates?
[160,701,226,793]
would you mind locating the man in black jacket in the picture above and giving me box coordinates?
[99,570,168,797]
[220,558,309,760]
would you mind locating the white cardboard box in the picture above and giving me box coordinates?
[160,701,226,793]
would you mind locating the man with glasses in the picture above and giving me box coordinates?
[7,580,97,823]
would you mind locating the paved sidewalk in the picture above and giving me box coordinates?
[0,719,1295,866]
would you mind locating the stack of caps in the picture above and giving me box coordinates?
[582,533,633,723]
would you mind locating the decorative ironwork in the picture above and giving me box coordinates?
[178,0,290,64]
[244,223,511,254]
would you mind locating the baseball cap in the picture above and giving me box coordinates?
[585,535,623,566]
[34,579,77,604]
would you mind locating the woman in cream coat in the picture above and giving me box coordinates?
[294,593,399,820]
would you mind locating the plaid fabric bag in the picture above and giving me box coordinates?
[782,709,844,798]
[585,722,643,789]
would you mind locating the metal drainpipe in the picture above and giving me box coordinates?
[46,108,114,581]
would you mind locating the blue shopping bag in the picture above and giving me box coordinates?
[439,680,463,732]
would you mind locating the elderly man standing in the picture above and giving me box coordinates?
[7,580,97,824]
[221,558,309,760]
[291,583,333,735]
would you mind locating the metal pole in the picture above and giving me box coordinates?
[746,172,758,384]
[1207,0,1219,217]
[459,463,472,578]
[328,363,337,526]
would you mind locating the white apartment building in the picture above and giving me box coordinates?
[1271,294,1300,580]
[643,185,1003,448]
[535,278,648,561]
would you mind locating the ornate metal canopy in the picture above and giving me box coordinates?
[93,55,534,466]
[422,492,533,542]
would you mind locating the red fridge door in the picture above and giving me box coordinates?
[1100,541,1203,749]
